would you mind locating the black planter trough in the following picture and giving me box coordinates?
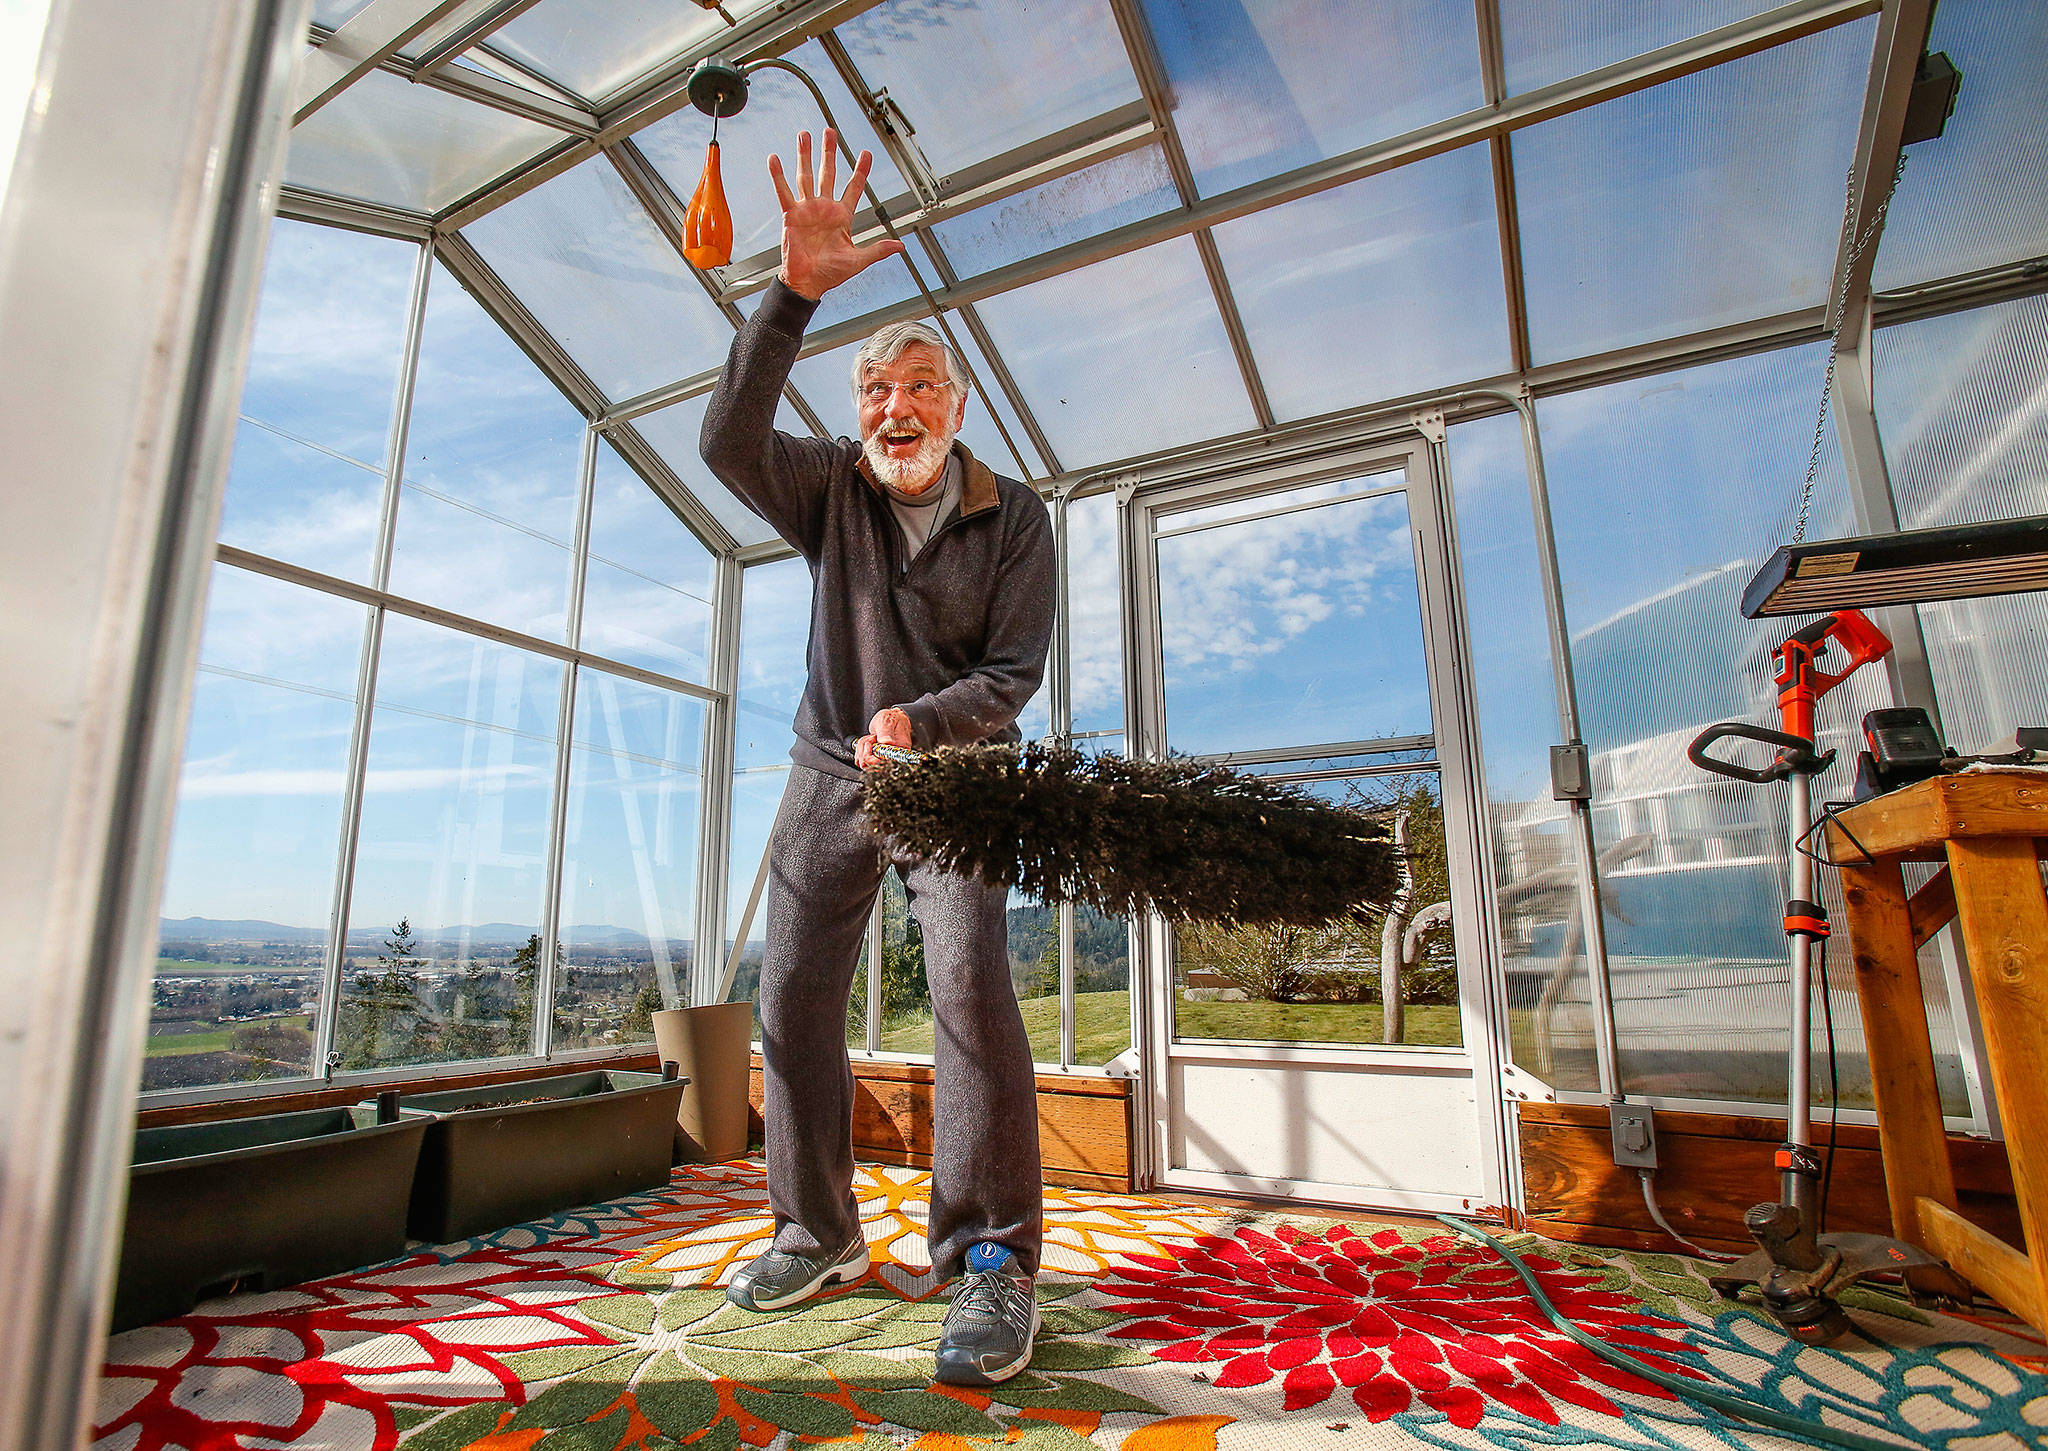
[114,1098,432,1333]
[394,1066,688,1243]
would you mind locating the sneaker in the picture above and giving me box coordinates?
[726,1234,869,1311]
[934,1242,1039,1386]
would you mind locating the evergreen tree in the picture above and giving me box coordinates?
[504,933,573,1051]
[339,917,435,1068]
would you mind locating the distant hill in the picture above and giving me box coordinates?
[159,917,325,944]
[160,917,687,949]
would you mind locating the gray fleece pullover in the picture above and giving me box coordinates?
[700,280,1056,782]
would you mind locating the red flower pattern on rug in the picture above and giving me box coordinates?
[1102,1223,1700,1430]
[97,1245,622,1451]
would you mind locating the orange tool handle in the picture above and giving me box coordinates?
[1774,609,1891,742]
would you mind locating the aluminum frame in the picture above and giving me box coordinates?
[1127,435,1509,1211]
[0,0,310,1443]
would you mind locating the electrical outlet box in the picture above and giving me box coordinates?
[1609,1101,1659,1169]
[1550,743,1591,802]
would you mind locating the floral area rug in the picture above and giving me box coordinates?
[96,1159,2048,1451]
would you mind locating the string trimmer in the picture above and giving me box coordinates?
[1687,609,1961,1341]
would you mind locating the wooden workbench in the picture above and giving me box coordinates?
[1826,771,2048,1329]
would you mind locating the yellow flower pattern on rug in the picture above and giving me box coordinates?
[618,1163,1233,1299]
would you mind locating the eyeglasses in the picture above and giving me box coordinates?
[859,378,955,402]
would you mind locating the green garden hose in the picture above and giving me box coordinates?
[1436,1215,1911,1451]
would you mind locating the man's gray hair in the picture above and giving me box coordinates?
[850,320,968,400]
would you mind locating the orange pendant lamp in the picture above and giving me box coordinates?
[683,139,733,270]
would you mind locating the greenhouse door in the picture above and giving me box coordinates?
[1129,439,1507,1214]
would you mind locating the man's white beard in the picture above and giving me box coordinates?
[862,418,955,493]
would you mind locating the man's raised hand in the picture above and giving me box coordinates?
[771,129,905,301]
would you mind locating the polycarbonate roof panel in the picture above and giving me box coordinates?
[462,155,733,402]
[629,394,806,547]
[285,66,563,213]
[1211,142,1509,421]
[1873,0,2048,292]
[735,254,922,337]
[1144,0,1485,198]
[1514,17,1873,365]
[311,0,373,26]
[932,145,1179,278]
[1497,0,1780,96]
[834,0,1141,180]
[487,0,777,105]
[946,321,1041,478]
[972,236,1258,469]
[636,40,911,272]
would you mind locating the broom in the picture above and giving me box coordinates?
[862,743,1399,926]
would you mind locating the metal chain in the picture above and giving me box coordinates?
[1794,154,1908,543]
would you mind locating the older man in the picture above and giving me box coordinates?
[699,130,1054,1386]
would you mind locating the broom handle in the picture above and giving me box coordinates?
[717,836,774,1004]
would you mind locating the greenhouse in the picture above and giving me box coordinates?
[3,0,2046,1446]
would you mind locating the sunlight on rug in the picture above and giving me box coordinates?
[96,1159,2048,1450]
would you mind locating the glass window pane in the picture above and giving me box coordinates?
[149,566,366,1092]
[1514,19,1874,364]
[734,556,810,771]
[871,872,932,1054]
[636,39,912,268]
[389,262,584,638]
[220,219,416,582]
[1066,491,1124,738]
[558,670,704,1049]
[285,67,561,213]
[1174,771,1459,1047]
[581,440,716,683]
[630,391,803,547]
[462,156,737,403]
[1008,890,1059,1065]
[932,145,1179,277]
[974,236,1258,469]
[1157,478,1433,755]
[1211,144,1509,420]
[836,0,1140,181]
[1873,0,2048,291]
[1142,0,1483,198]
[727,556,813,1035]
[489,0,779,104]
[1540,343,1967,1112]
[1447,412,1597,1091]
[1073,904,1132,1068]
[1498,0,1780,96]
[1874,294,2048,756]
[341,615,561,1071]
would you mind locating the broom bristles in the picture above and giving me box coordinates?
[861,743,1398,926]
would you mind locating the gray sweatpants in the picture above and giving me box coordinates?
[758,764,1043,1279]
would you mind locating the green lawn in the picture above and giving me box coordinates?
[871,990,1131,1065]
[146,1015,312,1058]
[1175,998,1463,1048]
[857,993,1462,1060]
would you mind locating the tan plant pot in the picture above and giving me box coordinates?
[651,1001,754,1163]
